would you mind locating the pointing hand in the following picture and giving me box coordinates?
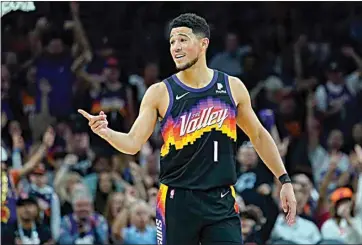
[78,109,109,138]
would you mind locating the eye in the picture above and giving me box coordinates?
[170,40,175,45]
[180,38,187,43]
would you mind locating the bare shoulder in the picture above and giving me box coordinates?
[227,75,250,106]
[141,81,168,108]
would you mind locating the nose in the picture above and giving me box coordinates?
[172,43,182,53]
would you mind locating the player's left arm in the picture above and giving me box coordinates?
[229,76,287,178]
[229,76,296,225]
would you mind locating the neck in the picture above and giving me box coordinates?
[177,58,212,88]
[19,219,33,229]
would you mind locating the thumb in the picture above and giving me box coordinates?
[100,111,105,116]
[78,109,92,120]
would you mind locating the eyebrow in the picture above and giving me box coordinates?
[169,33,190,39]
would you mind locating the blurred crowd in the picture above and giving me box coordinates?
[1,2,362,245]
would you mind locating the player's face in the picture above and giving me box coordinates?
[169,27,208,71]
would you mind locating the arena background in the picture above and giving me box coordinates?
[1,1,362,244]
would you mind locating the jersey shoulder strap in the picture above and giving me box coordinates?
[215,70,237,108]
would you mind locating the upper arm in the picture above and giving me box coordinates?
[128,82,166,148]
[228,76,264,140]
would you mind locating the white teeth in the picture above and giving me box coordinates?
[176,55,185,58]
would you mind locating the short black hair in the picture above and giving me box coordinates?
[169,13,210,39]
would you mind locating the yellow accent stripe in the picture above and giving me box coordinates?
[230,185,236,198]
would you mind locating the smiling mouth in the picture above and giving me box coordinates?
[175,54,186,59]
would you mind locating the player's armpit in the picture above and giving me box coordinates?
[105,83,165,155]
[229,76,287,178]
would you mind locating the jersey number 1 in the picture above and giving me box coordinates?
[214,141,218,162]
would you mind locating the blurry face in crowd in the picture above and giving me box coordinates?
[243,55,256,72]
[73,198,92,219]
[55,122,72,143]
[26,66,37,84]
[17,203,38,222]
[103,66,120,83]
[2,162,8,173]
[48,38,64,54]
[352,123,362,143]
[99,172,113,194]
[169,27,209,71]
[327,129,344,150]
[237,146,258,169]
[110,192,125,216]
[72,132,89,153]
[131,202,151,230]
[241,217,256,239]
[71,183,87,198]
[279,98,296,117]
[225,33,238,53]
[93,157,112,173]
[327,71,343,84]
[30,173,48,188]
[9,120,22,136]
[144,63,159,85]
[292,173,313,195]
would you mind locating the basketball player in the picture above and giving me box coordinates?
[79,13,296,245]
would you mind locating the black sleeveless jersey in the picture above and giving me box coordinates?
[159,70,238,190]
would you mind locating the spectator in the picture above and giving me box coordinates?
[240,205,265,245]
[104,192,126,231]
[321,147,362,244]
[235,141,274,212]
[315,47,362,138]
[210,32,251,78]
[27,162,61,241]
[1,195,53,245]
[58,191,109,244]
[1,127,55,225]
[88,57,136,155]
[316,130,351,190]
[112,200,156,245]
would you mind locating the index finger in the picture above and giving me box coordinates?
[78,109,92,120]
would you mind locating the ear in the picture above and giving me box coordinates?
[201,38,209,50]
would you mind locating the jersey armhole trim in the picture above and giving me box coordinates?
[224,73,238,109]
[162,80,174,122]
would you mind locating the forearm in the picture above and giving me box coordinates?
[351,52,362,71]
[251,128,287,178]
[19,143,48,177]
[73,18,90,52]
[51,194,61,241]
[103,129,141,155]
[11,149,22,169]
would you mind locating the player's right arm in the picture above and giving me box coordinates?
[78,83,164,155]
